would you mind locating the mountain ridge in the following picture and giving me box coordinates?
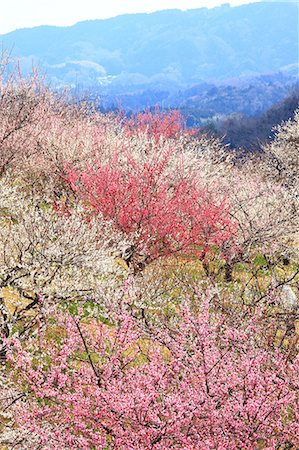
[0,2,297,90]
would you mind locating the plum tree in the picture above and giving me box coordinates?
[7,300,299,449]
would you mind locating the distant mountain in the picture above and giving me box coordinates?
[97,72,298,118]
[0,2,298,91]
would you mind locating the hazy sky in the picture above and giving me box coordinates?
[1,0,261,34]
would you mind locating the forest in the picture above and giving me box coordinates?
[0,54,298,449]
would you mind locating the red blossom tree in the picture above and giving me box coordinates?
[7,302,299,449]
[119,107,187,143]
[66,145,235,271]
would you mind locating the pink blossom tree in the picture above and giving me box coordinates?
[7,301,299,449]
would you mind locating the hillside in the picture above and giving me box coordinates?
[0,54,298,449]
[211,90,299,150]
